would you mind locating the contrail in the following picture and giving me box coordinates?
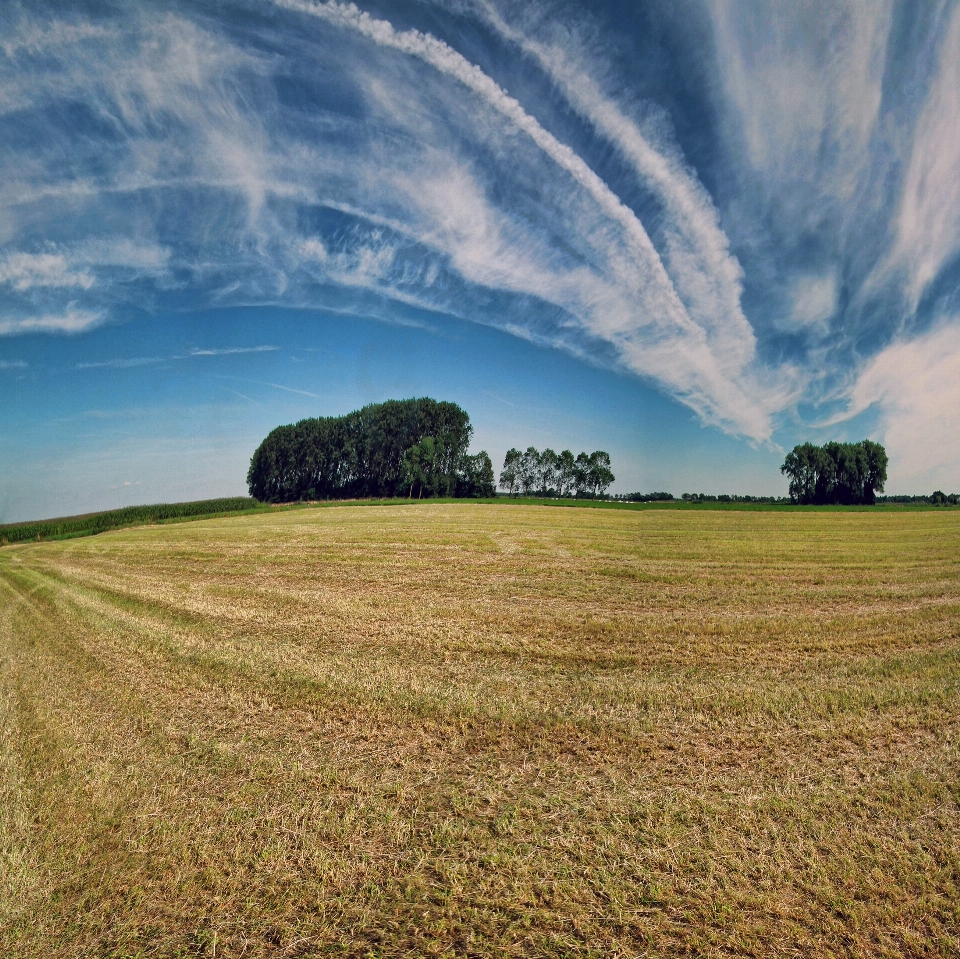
[274,0,774,440]
[469,0,754,369]
[275,0,697,339]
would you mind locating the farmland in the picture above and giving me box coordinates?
[1,504,958,957]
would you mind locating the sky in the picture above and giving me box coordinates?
[2,0,959,522]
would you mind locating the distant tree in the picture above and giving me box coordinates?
[500,445,615,499]
[556,450,576,497]
[586,451,615,497]
[780,442,820,505]
[518,447,540,496]
[401,437,436,498]
[573,452,591,497]
[861,440,889,506]
[499,448,521,496]
[539,448,559,496]
[460,451,496,498]
[781,440,887,505]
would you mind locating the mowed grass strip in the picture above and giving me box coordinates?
[1,505,958,957]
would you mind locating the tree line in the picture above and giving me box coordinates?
[780,440,888,505]
[498,447,615,498]
[247,398,494,502]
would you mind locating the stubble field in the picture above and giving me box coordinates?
[1,503,958,957]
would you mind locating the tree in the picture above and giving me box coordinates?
[780,440,887,505]
[499,448,521,496]
[499,445,616,499]
[586,451,615,497]
[460,451,495,497]
[780,442,821,505]
[860,440,888,505]
[556,450,576,497]
[573,452,591,497]
[401,437,435,498]
[539,448,559,496]
[518,447,540,496]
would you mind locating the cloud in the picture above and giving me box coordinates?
[838,320,960,490]
[274,0,784,439]
[707,0,892,205]
[466,0,753,369]
[0,360,27,369]
[3,0,956,461]
[0,252,94,291]
[0,240,169,293]
[787,272,838,330]
[885,3,960,307]
[185,346,278,357]
[75,346,279,367]
[0,307,104,336]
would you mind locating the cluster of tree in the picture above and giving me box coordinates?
[780,440,888,505]
[247,398,495,502]
[680,493,790,504]
[399,436,494,499]
[614,492,674,502]
[498,447,614,498]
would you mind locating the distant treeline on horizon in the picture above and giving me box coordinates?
[246,399,958,507]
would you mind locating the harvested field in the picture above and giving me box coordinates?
[1,504,958,957]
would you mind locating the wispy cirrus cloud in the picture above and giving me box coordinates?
[76,346,278,368]
[2,0,960,482]
[883,2,960,308]
[0,307,104,336]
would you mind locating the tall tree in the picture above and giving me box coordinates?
[518,447,540,496]
[499,448,521,497]
[539,449,559,496]
[556,450,576,497]
[586,451,615,497]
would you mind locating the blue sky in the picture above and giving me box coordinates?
[2,0,959,521]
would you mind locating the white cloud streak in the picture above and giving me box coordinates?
[887,3,960,306]
[0,241,169,292]
[467,0,753,370]
[186,346,278,357]
[0,307,104,336]
[276,0,778,439]
[838,320,960,490]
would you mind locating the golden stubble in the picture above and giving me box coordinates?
[1,504,958,957]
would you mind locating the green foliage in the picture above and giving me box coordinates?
[499,447,615,498]
[0,498,262,545]
[781,440,888,505]
[247,397,493,502]
[458,450,496,498]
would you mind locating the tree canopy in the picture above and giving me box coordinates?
[247,398,494,502]
[498,447,615,498]
[780,440,888,505]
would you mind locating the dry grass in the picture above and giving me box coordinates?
[1,504,958,957]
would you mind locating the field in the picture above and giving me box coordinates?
[1,504,958,957]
